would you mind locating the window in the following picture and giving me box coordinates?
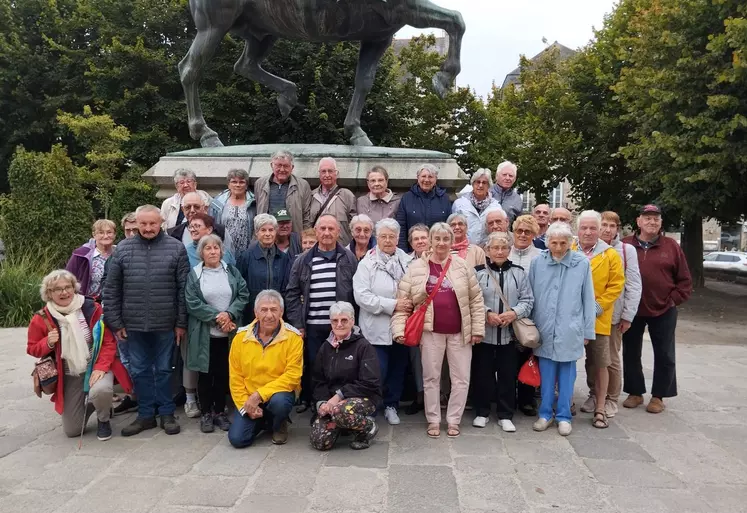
[704,253,718,261]
[716,254,739,262]
[549,183,564,209]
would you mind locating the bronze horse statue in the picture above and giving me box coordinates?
[179,0,465,147]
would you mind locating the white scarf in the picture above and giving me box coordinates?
[46,294,89,375]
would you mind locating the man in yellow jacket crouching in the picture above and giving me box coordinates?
[228,289,303,448]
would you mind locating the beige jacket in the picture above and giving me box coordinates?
[254,174,312,234]
[391,254,485,345]
[160,190,212,229]
[356,190,401,226]
[452,244,486,269]
[309,186,357,246]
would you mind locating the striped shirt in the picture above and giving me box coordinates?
[306,255,338,326]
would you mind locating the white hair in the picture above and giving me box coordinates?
[197,234,224,260]
[485,231,512,248]
[484,208,508,231]
[471,168,494,188]
[496,161,517,177]
[318,157,337,170]
[329,301,355,320]
[270,149,294,164]
[135,204,163,219]
[417,164,439,179]
[447,213,468,225]
[546,221,574,242]
[576,210,602,230]
[40,270,80,303]
[254,213,278,232]
[173,168,197,184]
[375,218,400,237]
[350,214,374,231]
[181,191,209,206]
[429,222,454,242]
[254,289,284,311]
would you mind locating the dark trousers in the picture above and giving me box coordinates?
[228,391,295,448]
[516,347,536,409]
[126,330,176,418]
[374,344,409,409]
[623,306,678,398]
[198,336,230,415]
[300,324,329,404]
[473,343,518,420]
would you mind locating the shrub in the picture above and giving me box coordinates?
[0,246,56,327]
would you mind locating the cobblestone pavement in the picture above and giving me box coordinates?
[2,327,747,513]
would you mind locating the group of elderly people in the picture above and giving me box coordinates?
[30,151,691,451]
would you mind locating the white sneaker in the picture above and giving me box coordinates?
[498,419,516,432]
[557,421,572,436]
[580,395,596,413]
[384,406,401,425]
[605,399,618,418]
[533,417,553,432]
[472,416,489,428]
[184,401,200,418]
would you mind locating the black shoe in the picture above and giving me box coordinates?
[160,414,181,435]
[295,402,310,414]
[113,396,138,416]
[350,418,378,450]
[404,401,424,415]
[97,420,112,441]
[121,417,157,437]
[200,413,215,433]
[173,388,186,407]
[213,412,230,431]
[520,404,537,417]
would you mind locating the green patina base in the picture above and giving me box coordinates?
[168,144,451,160]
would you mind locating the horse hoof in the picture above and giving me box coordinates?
[350,133,373,146]
[200,133,224,148]
[432,72,451,99]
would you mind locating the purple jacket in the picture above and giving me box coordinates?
[65,239,96,296]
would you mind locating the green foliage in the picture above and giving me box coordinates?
[0,246,56,327]
[109,166,159,233]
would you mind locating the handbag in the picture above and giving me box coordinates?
[402,257,451,347]
[32,311,59,398]
[487,269,541,349]
[518,355,541,387]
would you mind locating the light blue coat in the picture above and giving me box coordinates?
[529,250,596,362]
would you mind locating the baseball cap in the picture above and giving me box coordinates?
[639,204,662,215]
[274,209,292,222]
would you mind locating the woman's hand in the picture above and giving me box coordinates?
[47,329,60,346]
[89,370,105,388]
[395,298,413,313]
[497,311,517,327]
[470,335,483,345]
[216,312,231,329]
[486,312,501,327]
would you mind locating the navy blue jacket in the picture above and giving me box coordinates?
[236,241,292,323]
[396,184,452,250]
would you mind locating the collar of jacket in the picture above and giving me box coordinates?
[573,238,611,258]
[326,325,363,347]
[215,189,256,207]
[348,237,376,254]
[303,242,348,265]
[240,319,296,347]
[512,245,536,257]
[411,183,446,198]
[487,259,514,272]
[136,230,166,244]
[193,260,229,278]
[249,240,280,260]
[269,173,298,192]
[631,233,661,248]
[368,189,395,202]
[490,184,515,197]
[71,238,97,260]
[545,248,583,268]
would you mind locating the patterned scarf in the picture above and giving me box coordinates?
[373,247,407,282]
[469,192,493,213]
[451,238,470,259]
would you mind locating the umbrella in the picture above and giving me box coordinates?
[79,320,105,450]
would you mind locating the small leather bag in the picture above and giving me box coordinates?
[32,311,59,397]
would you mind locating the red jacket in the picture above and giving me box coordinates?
[622,234,692,317]
[27,299,133,415]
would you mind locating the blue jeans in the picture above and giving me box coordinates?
[538,357,577,423]
[117,339,132,375]
[375,344,409,408]
[126,330,176,418]
[228,391,295,448]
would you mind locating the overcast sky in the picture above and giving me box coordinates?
[395,0,618,99]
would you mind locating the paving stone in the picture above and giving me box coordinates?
[694,484,747,513]
[388,464,459,513]
[516,462,600,507]
[55,475,173,513]
[694,424,747,442]
[455,471,529,512]
[0,443,73,485]
[605,486,714,513]
[310,467,386,512]
[711,439,747,465]
[0,490,75,513]
[252,447,323,496]
[192,438,271,476]
[388,425,452,465]
[568,437,654,462]
[235,494,309,513]
[449,434,505,456]
[324,441,389,468]
[155,507,227,513]
[566,416,629,438]
[163,476,248,507]
[454,455,514,474]
[614,410,695,434]
[504,438,575,465]
[583,459,683,488]
[664,391,720,412]
[25,455,115,491]
[0,435,34,458]
[113,432,219,477]
[673,409,747,426]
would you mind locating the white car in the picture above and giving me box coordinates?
[703,251,747,272]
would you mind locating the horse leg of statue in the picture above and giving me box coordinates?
[343,37,393,146]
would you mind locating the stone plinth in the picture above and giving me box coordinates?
[143,144,467,199]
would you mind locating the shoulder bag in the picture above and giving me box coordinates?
[487,269,541,349]
[403,258,451,347]
[312,186,340,226]
[32,311,59,397]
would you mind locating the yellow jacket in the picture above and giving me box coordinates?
[229,320,304,411]
[573,240,625,336]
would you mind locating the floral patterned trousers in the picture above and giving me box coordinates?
[309,397,376,451]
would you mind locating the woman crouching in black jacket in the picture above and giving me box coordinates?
[310,301,382,451]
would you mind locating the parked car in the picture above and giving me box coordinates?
[703,251,747,272]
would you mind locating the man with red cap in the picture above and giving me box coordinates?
[621,205,692,414]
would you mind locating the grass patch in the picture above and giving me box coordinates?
[0,246,56,327]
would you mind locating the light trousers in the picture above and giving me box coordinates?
[61,371,114,437]
[586,325,623,403]
[421,331,472,425]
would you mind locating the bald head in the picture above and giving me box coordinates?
[550,207,572,224]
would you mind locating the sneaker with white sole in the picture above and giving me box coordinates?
[533,417,553,431]
[557,421,572,436]
[580,395,596,413]
[184,401,200,418]
[498,419,516,432]
[472,416,489,428]
[384,406,401,425]
[605,399,618,418]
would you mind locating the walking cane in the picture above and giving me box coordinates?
[79,319,105,450]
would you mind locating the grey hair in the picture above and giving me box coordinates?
[135,204,163,220]
[408,223,429,243]
[120,212,136,228]
[484,208,508,231]
[197,234,224,260]
[254,213,278,232]
[429,222,454,242]
[350,214,374,231]
[227,168,250,183]
[496,161,518,176]
[254,289,285,311]
[315,213,341,228]
[576,209,602,230]
[173,168,197,184]
[367,165,389,181]
[40,269,80,303]
[318,157,337,169]
[471,168,494,187]
[485,231,512,248]
[329,301,356,320]
[546,221,574,242]
[447,213,468,226]
[417,164,439,179]
[270,149,294,165]
[182,191,210,206]
[375,218,400,237]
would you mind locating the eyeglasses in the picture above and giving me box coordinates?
[551,217,570,223]
[183,204,203,211]
[51,285,74,294]
[124,228,138,234]
[515,229,533,236]
[176,179,196,186]
[377,234,397,241]
[331,318,351,325]
[188,224,205,231]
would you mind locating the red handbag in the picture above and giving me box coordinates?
[403,258,451,347]
[518,355,541,387]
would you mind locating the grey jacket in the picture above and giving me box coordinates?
[490,185,523,223]
[611,239,642,324]
[476,261,534,345]
[254,173,312,234]
[309,185,357,246]
[103,231,190,331]
[285,244,358,330]
[356,190,401,227]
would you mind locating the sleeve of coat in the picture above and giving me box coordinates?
[175,244,190,329]
[257,334,304,402]
[467,266,486,338]
[353,262,397,316]
[284,257,305,329]
[102,249,124,330]
[473,246,487,267]
[311,345,329,403]
[390,267,414,339]
[302,181,313,230]
[279,254,292,293]
[621,244,642,323]
[512,271,534,320]
[229,337,248,411]
[597,249,625,311]
[227,268,250,323]
[185,271,221,322]
[581,262,597,340]
[345,189,357,221]
[669,244,693,306]
[396,199,408,250]
[340,342,382,402]
[27,313,55,359]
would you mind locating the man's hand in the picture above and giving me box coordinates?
[618,320,632,334]
[486,312,501,327]
[175,327,186,346]
[243,392,263,418]
[248,406,263,419]
[115,328,127,341]
[47,329,60,346]
[89,370,105,388]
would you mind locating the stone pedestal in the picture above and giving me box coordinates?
[143,144,467,199]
